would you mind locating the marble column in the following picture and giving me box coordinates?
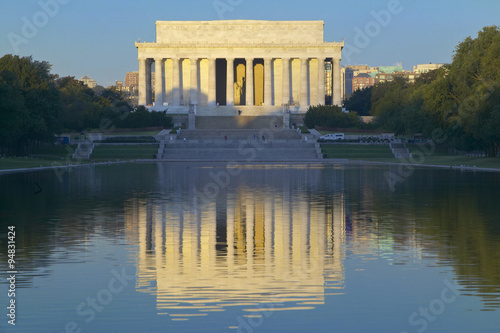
[154,58,164,107]
[333,58,342,106]
[300,58,308,107]
[318,58,325,105]
[145,59,152,105]
[226,58,234,106]
[208,58,216,106]
[190,58,198,105]
[172,58,181,106]
[264,58,272,106]
[138,58,147,106]
[246,58,254,106]
[282,58,290,105]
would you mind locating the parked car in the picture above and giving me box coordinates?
[320,133,344,141]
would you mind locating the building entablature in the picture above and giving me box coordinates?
[135,43,343,60]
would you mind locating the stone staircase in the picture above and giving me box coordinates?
[195,116,284,129]
[177,129,301,141]
[390,142,412,159]
[72,142,94,159]
[158,129,319,161]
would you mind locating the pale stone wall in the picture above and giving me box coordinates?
[156,20,324,45]
[309,58,318,106]
[165,59,173,103]
[273,59,283,106]
[199,59,209,106]
[291,59,301,104]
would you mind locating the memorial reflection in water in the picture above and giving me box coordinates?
[124,166,346,320]
[2,163,500,332]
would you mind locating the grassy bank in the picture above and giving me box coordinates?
[401,155,500,169]
[31,144,78,158]
[0,157,73,170]
[321,144,396,160]
[322,143,500,169]
[0,145,77,170]
[0,144,159,171]
[406,143,500,168]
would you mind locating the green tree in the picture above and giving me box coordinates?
[0,55,60,154]
[344,86,372,116]
[120,106,172,129]
[57,76,94,131]
[0,70,27,155]
[304,105,361,129]
[372,75,442,136]
[449,26,500,156]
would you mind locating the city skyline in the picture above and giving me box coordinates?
[1,0,499,87]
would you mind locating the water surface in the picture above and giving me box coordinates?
[0,163,499,332]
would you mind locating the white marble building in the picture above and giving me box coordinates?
[136,20,343,115]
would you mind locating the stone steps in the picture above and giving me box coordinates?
[195,116,284,129]
[178,129,301,141]
[390,143,412,159]
[72,142,94,159]
[159,129,317,161]
[165,142,315,149]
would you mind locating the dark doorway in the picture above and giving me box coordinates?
[216,58,227,105]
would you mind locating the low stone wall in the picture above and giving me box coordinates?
[289,115,305,128]
[171,115,189,129]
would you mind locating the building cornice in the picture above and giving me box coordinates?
[135,42,344,49]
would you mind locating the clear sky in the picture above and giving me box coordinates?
[1,0,499,87]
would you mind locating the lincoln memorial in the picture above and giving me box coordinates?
[136,20,344,117]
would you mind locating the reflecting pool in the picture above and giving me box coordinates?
[0,163,499,332]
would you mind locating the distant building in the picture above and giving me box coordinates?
[342,67,354,101]
[372,64,423,84]
[125,71,154,96]
[378,65,404,74]
[343,65,380,96]
[125,71,139,96]
[346,63,426,93]
[110,81,129,92]
[413,63,443,74]
[343,65,379,77]
[125,71,139,91]
[375,71,421,84]
[347,65,375,72]
[352,73,376,92]
[79,75,97,88]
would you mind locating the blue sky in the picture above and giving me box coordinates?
[1,0,499,87]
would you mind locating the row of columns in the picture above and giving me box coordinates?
[139,57,342,107]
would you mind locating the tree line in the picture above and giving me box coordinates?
[304,105,365,129]
[0,54,172,156]
[343,26,499,156]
